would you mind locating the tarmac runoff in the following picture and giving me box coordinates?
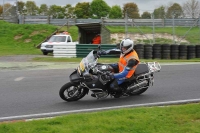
[0,62,200,122]
[0,62,79,71]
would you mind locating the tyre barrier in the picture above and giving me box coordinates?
[179,45,187,59]
[162,44,171,59]
[196,45,200,58]
[144,44,153,59]
[170,44,179,59]
[53,43,199,59]
[187,45,196,59]
[153,44,162,59]
[135,44,144,59]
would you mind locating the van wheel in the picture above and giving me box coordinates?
[43,52,48,55]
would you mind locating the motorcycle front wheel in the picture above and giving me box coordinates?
[59,82,88,102]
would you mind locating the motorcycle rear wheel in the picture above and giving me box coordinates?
[59,82,87,102]
[128,87,149,96]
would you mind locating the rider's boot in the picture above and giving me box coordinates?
[91,93,96,97]
[110,80,122,98]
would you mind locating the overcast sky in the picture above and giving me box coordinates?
[1,0,197,14]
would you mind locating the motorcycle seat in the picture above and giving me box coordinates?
[134,63,149,76]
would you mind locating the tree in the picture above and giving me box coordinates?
[25,1,38,15]
[17,1,25,14]
[90,0,111,19]
[182,0,200,18]
[39,4,48,15]
[153,6,166,19]
[2,3,12,16]
[64,4,76,18]
[0,5,2,15]
[166,3,183,18]
[141,11,151,19]
[74,2,90,18]
[123,2,140,19]
[109,5,122,19]
[48,5,65,18]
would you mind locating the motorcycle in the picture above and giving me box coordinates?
[59,46,161,102]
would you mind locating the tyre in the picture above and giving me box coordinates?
[43,51,48,55]
[128,87,149,96]
[179,45,187,59]
[59,82,88,102]
[196,45,200,58]
[153,44,162,59]
[144,44,153,59]
[162,44,170,59]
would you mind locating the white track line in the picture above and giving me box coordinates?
[14,77,24,81]
[0,98,200,122]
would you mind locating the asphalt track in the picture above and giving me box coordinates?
[0,62,200,121]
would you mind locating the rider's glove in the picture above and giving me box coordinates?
[97,50,107,56]
[106,73,114,81]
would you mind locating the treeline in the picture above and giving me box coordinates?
[0,0,199,19]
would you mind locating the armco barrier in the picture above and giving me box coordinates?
[53,43,76,58]
[76,44,117,58]
[53,43,199,59]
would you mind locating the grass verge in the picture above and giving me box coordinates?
[0,103,200,133]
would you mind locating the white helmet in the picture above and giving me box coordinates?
[120,38,134,54]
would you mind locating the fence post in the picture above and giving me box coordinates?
[162,18,165,27]
[23,15,25,24]
[47,15,50,24]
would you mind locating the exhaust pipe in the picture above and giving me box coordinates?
[127,80,148,92]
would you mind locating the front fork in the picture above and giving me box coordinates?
[71,82,89,97]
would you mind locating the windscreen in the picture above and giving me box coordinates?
[48,36,66,42]
[78,50,97,75]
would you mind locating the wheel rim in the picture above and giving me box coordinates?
[64,85,83,100]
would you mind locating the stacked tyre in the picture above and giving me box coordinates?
[187,45,196,59]
[161,44,171,59]
[179,45,187,59]
[135,44,144,59]
[153,44,162,59]
[144,44,153,59]
[196,45,200,58]
[170,44,179,59]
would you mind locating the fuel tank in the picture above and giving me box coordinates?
[97,64,114,72]
[84,74,106,91]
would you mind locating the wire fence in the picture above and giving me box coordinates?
[1,0,18,23]
[1,14,200,45]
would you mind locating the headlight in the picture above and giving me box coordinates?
[77,66,81,75]
[77,61,85,75]
[41,44,46,47]
[79,61,85,71]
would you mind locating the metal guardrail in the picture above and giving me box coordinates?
[53,43,77,58]
[7,15,198,27]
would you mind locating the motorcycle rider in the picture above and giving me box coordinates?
[97,38,140,97]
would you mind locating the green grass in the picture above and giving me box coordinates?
[1,20,200,56]
[0,103,200,133]
[0,20,57,56]
[1,21,200,132]
[107,26,200,44]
